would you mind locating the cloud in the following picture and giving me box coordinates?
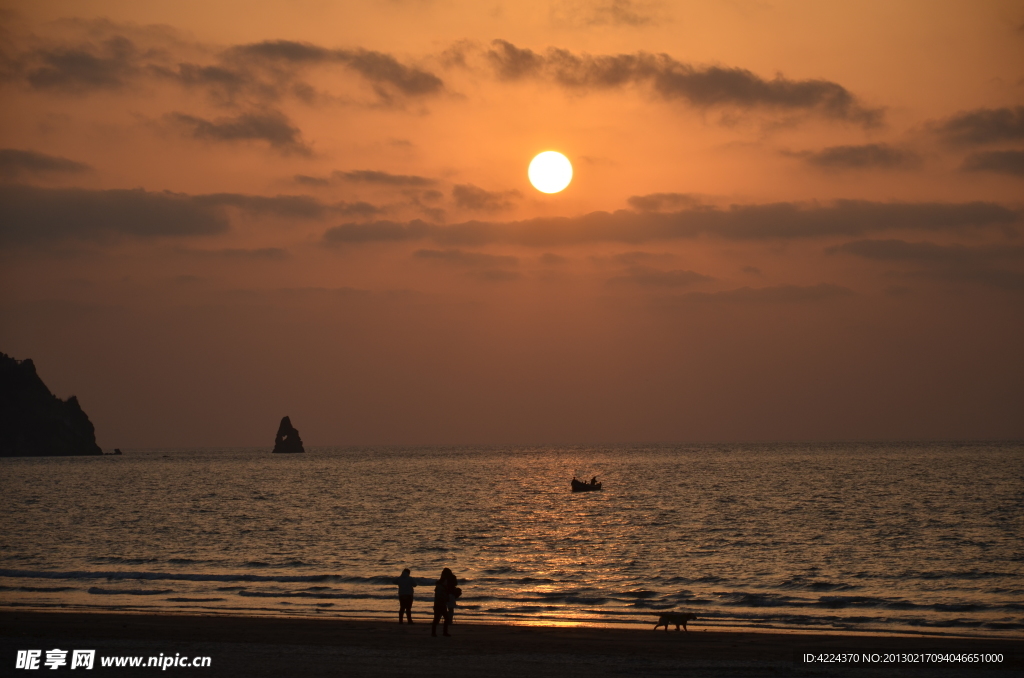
[170,62,261,103]
[670,283,855,304]
[167,110,310,154]
[486,40,882,125]
[794,143,922,170]
[960,150,1024,177]
[175,247,289,261]
[223,40,444,100]
[192,192,383,219]
[827,238,1024,290]
[323,200,1019,247]
[608,266,713,287]
[551,0,659,27]
[11,25,444,107]
[602,250,675,266]
[827,238,1024,264]
[470,269,522,282]
[0,185,228,246]
[332,169,436,186]
[193,192,328,218]
[0,183,384,246]
[0,148,93,178]
[487,41,545,80]
[933,106,1024,145]
[626,193,701,211]
[25,36,139,92]
[339,49,444,98]
[334,201,387,218]
[413,247,520,282]
[294,174,331,187]
[412,248,519,268]
[451,184,521,211]
[540,253,569,265]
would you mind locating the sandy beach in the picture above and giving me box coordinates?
[2,611,1019,677]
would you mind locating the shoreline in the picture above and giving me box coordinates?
[3,610,1020,676]
[4,602,1020,642]
[3,604,1018,642]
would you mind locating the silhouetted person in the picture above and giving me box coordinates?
[448,585,462,624]
[431,568,458,637]
[394,568,417,624]
[590,476,598,486]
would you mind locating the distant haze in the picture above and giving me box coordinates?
[1,1,1022,447]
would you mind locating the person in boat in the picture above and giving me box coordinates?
[590,476,598,486]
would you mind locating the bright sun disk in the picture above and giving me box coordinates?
[528,151,573,194]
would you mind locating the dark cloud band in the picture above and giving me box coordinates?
[828,238,1024,290]
[794,144,922,170]
[960,150,1024,177]
[934,107,1024,146]
[0,185,228,246]
[0,186,383,247]
[324,200,1019,247]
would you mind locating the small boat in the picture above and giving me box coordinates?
[571,478,602,492]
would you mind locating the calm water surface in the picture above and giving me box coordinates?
[1,443,1022,636]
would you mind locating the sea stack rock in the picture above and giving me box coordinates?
[0,352,103,457]
[272,416,305,454]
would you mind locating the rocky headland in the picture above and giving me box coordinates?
[0,352,103,457]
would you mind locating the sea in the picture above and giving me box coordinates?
[1,442,1022,637]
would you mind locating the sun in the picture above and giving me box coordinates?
[528,151,573,194]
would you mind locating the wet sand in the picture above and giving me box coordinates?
[2,611,1020,677]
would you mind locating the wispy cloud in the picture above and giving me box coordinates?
[608,266,713,287]
[791,143,922,170]
[412,247,520,282]
[167,110,311,155]
[413,248,519,267]
[933,106,1024,146]
[626,193,701,211]
[332,169,436,186]
[173,246,290,261]
[10,25,445,108]
[960,150,1024,177]
[222,40,444,102]
[24,36,139,92]
[550,0,661,27]
[486,40,882,126]
[666,283,855,305]
[192,192,383,218]
[451,184,521,212]
[0,148,93,178]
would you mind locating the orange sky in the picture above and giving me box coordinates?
[1,1,1022,447]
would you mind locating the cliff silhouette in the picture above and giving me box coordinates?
[0,352,103,456]
[272,415,304,453]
